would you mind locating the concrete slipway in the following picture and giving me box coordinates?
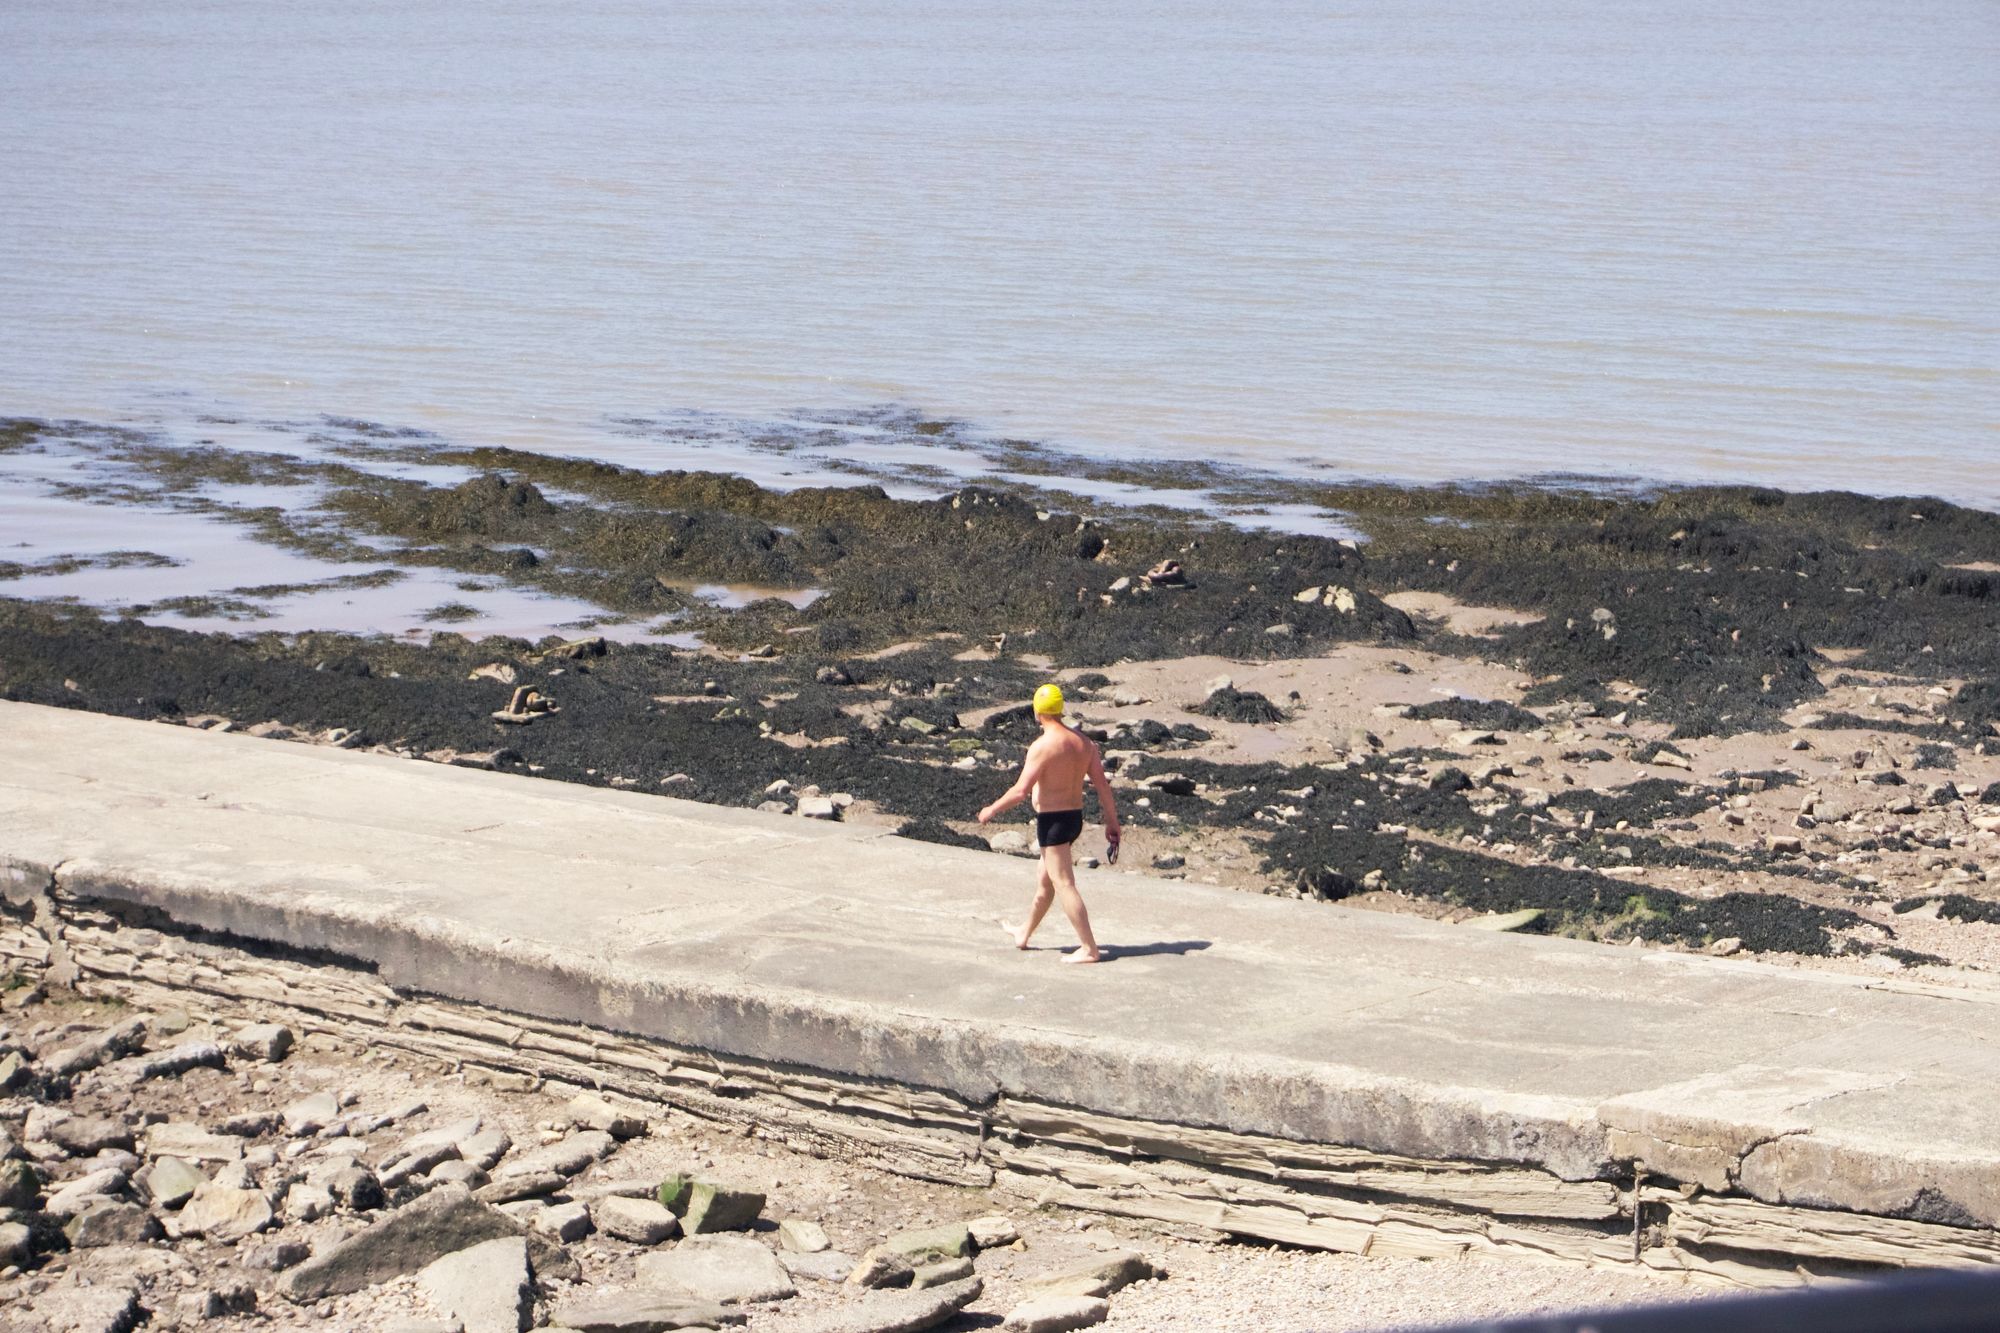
[3,699,1999,1268]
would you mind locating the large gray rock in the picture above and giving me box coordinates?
[65,1201,162,1247]
[789,1276,982,1333]
[912,1258,974,1288]
[33,1280,142,1333]
[493,1129,612,1180]
[417,1234,534,1333]
[678,1179,765,1235]
[175,1182,275,1240]
[568,1092,647,1139]
[1002,1295,1109,1333]
[0,1157,40,1209]
[882,1223,971,1265]
[966,1215,1018,1249]
[46,1166,128,1218]
[42,1018,147,1079]
[50,1116,136,1156]
[281,1183,535,1301]
[383,1115,484,1173]
[636,1234,796,1304]
[846,1247,914,1289]
[230,1023,295,1062]
[779,1249,857,1284]
[0,1221,33,1267]
[144,1121,244,1162]
[461,1127,513,1171]
[777,1218,830,1253]
[283,1091,340,1136]
[1022,1250,1165,1299]
[136,1040,227,1080]
[547,1291,746,1331]
[477,1170,565,1204]
[139,1155,206,1208]
[535,1198,594,1242]
[594,1195,681,1245]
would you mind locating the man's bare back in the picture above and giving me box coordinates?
[976,685,1121,963]
[1024,723,1094,814]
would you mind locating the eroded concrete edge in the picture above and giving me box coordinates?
[12,849,2000,1235]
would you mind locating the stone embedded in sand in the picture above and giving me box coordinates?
[636,1234,795,1304]
[282,1091,340,1136]
[146,1112,246,1160]
[797,795,839,820]
[176,1182,275,1240]
[795,1276,981,1333]
[1293,586,1323,603]
[418,1234,534,1333]
[1003,1295,1111,1332]
[882,1223,972,1266]
[548,1291,746,1332]
[1022,1250,1165,1299]
[987,830,1033,857]
[779,1249,857,1284]
[1151,853,1185,871]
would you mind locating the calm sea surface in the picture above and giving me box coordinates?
[3,0,1997,504]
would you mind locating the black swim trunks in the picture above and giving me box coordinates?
[1035,809,1085,848]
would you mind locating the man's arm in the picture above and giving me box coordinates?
[978,743,1045,824]
[1087,742,1121,840]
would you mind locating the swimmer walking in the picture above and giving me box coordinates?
[977,684,1122,964]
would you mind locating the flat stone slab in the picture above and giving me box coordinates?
[6,701,2000,1225]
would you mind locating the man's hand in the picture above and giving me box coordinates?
[976,804,997,825]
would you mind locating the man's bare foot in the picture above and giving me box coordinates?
[1062,948,1103,964]
[1000,921,1032,950]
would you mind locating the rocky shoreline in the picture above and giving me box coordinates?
[4,416,2000,973]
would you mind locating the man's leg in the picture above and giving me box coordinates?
[1006,863,1056,950]
[1045,843,1101,963]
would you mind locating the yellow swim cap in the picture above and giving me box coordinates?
[1032,683,1065,716]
